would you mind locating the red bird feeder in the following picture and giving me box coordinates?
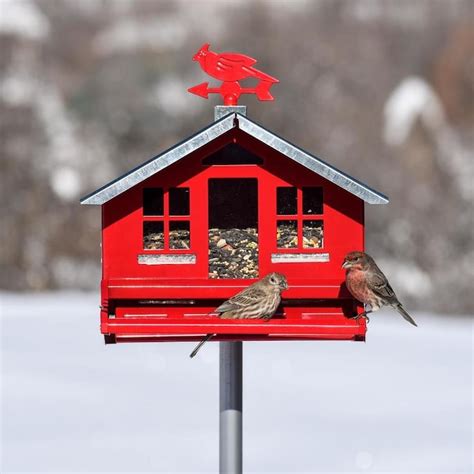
[81,45,388,345]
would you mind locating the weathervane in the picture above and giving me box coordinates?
[188,43,279,105]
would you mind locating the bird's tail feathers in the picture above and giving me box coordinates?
[395,304,417,327]
[249,68,279,84]
[189,333,214,358]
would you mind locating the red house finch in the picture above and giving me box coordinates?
[189,272,288,358]
[342,251,417,327]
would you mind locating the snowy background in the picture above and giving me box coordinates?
[1,0,473,472]
[1,292,472,472]
[1,0,473,313]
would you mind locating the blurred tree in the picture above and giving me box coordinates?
[1,0,472,313]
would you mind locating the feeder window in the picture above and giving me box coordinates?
[277,187,297,215]
[143,188,164,216]
[169,221,190,249]
[208,178,258,279]
[169,187,190,216]
[303,187,323,214]
[277,220,298,248]
[142,187,191,252]
[275,186,324,250]
[143,221,164,249]
[303,220,324,248]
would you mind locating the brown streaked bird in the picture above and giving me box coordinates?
[189,272,288,358]
[342,251,417,327]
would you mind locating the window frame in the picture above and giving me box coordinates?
[142,186,191,253]
[275,186,324,252]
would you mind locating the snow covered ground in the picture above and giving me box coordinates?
[1,292,472,473]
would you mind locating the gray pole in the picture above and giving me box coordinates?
[219,341,243,473]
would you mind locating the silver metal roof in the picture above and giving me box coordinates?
[237,115,388,204]
[81,112,388,205]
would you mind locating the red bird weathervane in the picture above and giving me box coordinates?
[188,43,279,105]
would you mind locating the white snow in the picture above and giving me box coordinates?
[0,0,50,40]
[383,77,445,147]
[383,76,474,201]
[152,76,196,117]
[1,292,472,473]
[51,257,100,289]
[50,166,82,202]
[94,17,187,55]
[347,1,427,27]
[0,67,86,201]
[0,72,39,106]
[377,258,432,298]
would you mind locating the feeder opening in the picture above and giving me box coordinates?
[169,187,190,215]
[202,143,263,165]
[275,186,325,251]
[277,220,298,248]
[143,188,164,216]
[277,187,297,215]
[170,221,190,249]
[142,187,191,251]
[143,221,164,249]
[208,178,258,279]
[303,220,324,248]
[303,187,323,214]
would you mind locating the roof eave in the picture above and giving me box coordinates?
[236,114,389,205]
[80,111,388,206]
[80,113,237,205]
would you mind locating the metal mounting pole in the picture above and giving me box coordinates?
[215,105,244,473]
[219,341,242,473]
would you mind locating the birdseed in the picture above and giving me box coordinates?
[209,228,258,279]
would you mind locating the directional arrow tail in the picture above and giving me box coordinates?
[255,81,274,101]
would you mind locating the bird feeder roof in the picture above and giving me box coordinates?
[80,112,388,205]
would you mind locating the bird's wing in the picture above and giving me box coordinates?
[216,53,257,73]
[367,268,399,303]
[215,286,266,313]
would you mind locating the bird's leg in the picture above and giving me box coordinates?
[350,311,363,319]
[351,310,372,323]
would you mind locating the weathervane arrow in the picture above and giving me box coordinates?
[188,43,279,106]
[188,82,216,99]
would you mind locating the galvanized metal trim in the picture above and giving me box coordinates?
[215,105,247,120]
[80,113,237,205]
[138,254,196,265]
[236,115,389,204]
[271,252,330,263]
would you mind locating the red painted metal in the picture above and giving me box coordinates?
[188,44,279,105]
[99,125,366,343]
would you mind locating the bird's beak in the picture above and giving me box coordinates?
[342,260,350,269]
